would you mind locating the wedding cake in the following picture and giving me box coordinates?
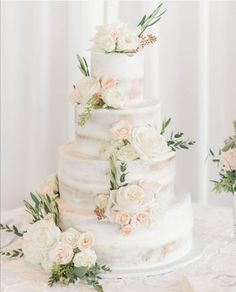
[58,6,194,272]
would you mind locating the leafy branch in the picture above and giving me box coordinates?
[24,192,60,226]
[160,117,171,135]
[48,262,111,292]
[161,118,196,151]
[168,132,195,151]
[0,223,26,237]
[0,248,24,258]
[110,157,128,190]
[137,2,167,37]
[76,54,90,77]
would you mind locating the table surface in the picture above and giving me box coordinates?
[1,203,236,292]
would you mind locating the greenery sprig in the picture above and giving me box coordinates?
[137,2,167,37]
[168,132,195,151]
[161,118,196,151]
[0,223,26,237]
[0,248,24,258]
[24,192,59,226]
[76,54,90,77]
[110,157,128,190]
[79,96,105,126]
[48,262,111,292]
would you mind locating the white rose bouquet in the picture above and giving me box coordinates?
[0,178,111,291]
[209,121,236,194]
[209,121,236,236]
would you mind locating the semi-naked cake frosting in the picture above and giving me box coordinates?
[58,20,194,272]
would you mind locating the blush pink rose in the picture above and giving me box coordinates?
[101,75,117,90]
[110,120,132,140]
[131,213,148,228]
[77,232,94,251]
[137,213,148,224]
[220,147,236,171]
[120,224,133,236]
[116,212,130,226]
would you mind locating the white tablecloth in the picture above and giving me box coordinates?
[1,204,236,292]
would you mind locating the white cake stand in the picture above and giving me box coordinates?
[102,236,207,279]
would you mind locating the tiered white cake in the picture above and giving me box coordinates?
[58,49,193,271]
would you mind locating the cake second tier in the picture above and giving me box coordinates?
[75,99,161,157]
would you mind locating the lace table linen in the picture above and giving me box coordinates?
[1,204,236,292]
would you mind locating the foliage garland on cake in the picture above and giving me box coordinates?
[0,175,111,292]
[209,121,236,193]
[69,3,166,126]
[94,119,195,235]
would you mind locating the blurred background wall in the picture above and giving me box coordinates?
[1,0,236,210]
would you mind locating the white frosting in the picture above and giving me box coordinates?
[91,51,144,105]
[75,100,161,157]
[60,187,193,270]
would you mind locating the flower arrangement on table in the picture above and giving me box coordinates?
[0,175,111,292]
[69,3,166,126]
[94,119,195,235]
[209,121,236,236]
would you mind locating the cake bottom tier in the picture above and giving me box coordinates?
[60,187,193,271]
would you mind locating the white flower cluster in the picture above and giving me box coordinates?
[95,182,167,236]
[100,121,169,162]
[36,174,59,198]
[22,219,97,273]
[70,75,129,109]
[92,22,140,53]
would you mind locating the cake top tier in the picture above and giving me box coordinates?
[69,3,166,126]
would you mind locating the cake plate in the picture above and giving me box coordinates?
[102,236,207,279]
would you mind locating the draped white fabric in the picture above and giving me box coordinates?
[1,0,236,210]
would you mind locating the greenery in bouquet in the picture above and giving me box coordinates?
[0,175,111,292]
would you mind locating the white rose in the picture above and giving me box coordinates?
[48,242,74,265]
[41,254,54,273]
[148,199,168,225]
[93,23,121,52]
[110,120,132,140]
[115,144,139,161]
[70,77,100,104]
[109,185,155,214]
[102,88,129,109]
[77,232,94,251]
[95,194,109,209]
[24,219,61,251]
[117,26,140,52]
[61,228,80,248]
[130,126,168,161]
[73,249,97,268]
[22,235,44,264]
[36,174,59,197]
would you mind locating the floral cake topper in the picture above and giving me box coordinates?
[92,2,166,54]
